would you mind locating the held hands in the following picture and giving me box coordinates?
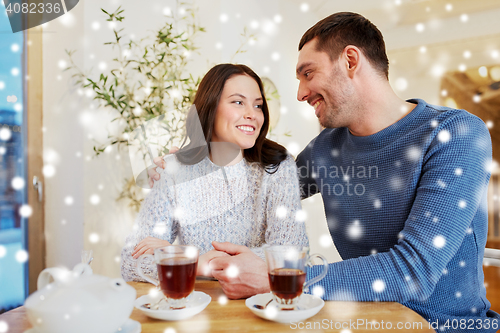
[132,237,171,259]
[197,250,230,277]
[147,146,179,188]
[209,241,270,299]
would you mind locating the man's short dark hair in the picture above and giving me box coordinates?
[299,12,389,79]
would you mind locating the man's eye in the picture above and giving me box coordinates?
[305,71,311,77]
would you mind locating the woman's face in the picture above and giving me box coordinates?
[212,74,265,150]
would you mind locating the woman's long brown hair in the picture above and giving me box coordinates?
[177,64,288,173]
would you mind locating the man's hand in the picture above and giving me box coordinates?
[147,146,179,188]
[197,250,230,277]
[132,237,171,259]
[210,241,270,299]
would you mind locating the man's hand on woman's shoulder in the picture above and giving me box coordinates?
[147,146,179,188]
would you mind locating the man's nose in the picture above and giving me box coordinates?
[297,81,310,102]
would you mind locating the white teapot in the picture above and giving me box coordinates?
[24,263,136,333]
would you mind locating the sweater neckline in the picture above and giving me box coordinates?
[346,99,425,149]
[204,155,247,179]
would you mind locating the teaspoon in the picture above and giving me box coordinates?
[253,299,273,310]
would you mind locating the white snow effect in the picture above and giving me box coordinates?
[348,220,363,240]
[0,321,9,333]
[19,205,33,217]
[295,209,307,222]
[0,245,6,258]
[455,168,463,176]
[43,165,56,178]
[455,291,462,298]
[373,199,382,209]
[153,223,167,235]
[226,265,239,278]
[264,306,278,319]
[312,285,325,298]
[219,13,228,23]
[406,146,421,161]
[275,206,287,219]
[436,179,446,188]
[390,176,403,190]
[11,177,25,190]
[16,249,28,263]
[64,196,74,205]
[185,246,198,259]
[89,194,100,205]
[0,127,12,141]
[433,235,446,248]
[459,261,466,267]
[89,233,100,243]
[319,234,332,248]
[372,279,386,293]
[395,78,408,91]
[218,295,228,305]
[458,200,467,209]
[437,130,451,143]
[173,207,185,219]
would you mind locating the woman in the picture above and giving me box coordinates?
[121,64,307,281]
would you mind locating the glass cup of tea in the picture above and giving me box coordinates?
[137,245,199,309]
[264,245,328,310]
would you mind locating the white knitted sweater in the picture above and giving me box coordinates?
[121,154,308,282]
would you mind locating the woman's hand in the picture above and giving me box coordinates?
[197,250,230,277]
[132,237,171,259]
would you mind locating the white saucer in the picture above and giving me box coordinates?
[245,293,324,324]
[134,291,211,321]
[24,318,141,333]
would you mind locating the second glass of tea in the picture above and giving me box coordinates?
[137,245,199,309]
[264,245,328,310]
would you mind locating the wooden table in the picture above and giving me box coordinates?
[0,279,433,332]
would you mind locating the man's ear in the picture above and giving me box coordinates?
[342,45,361,79]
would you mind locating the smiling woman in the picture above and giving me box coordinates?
[120,63,309,282]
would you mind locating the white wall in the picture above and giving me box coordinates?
[43,0,500,277]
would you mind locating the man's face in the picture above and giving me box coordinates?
[296,38,355,128]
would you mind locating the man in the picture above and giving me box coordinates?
[149,12,499,330]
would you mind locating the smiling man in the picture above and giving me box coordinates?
[209,12,499,332]
[147,12,499,332]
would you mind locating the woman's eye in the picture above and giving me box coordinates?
[255,104,263,109]
[233,101,243,105]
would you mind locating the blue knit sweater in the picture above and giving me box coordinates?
[298,99,500,332]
